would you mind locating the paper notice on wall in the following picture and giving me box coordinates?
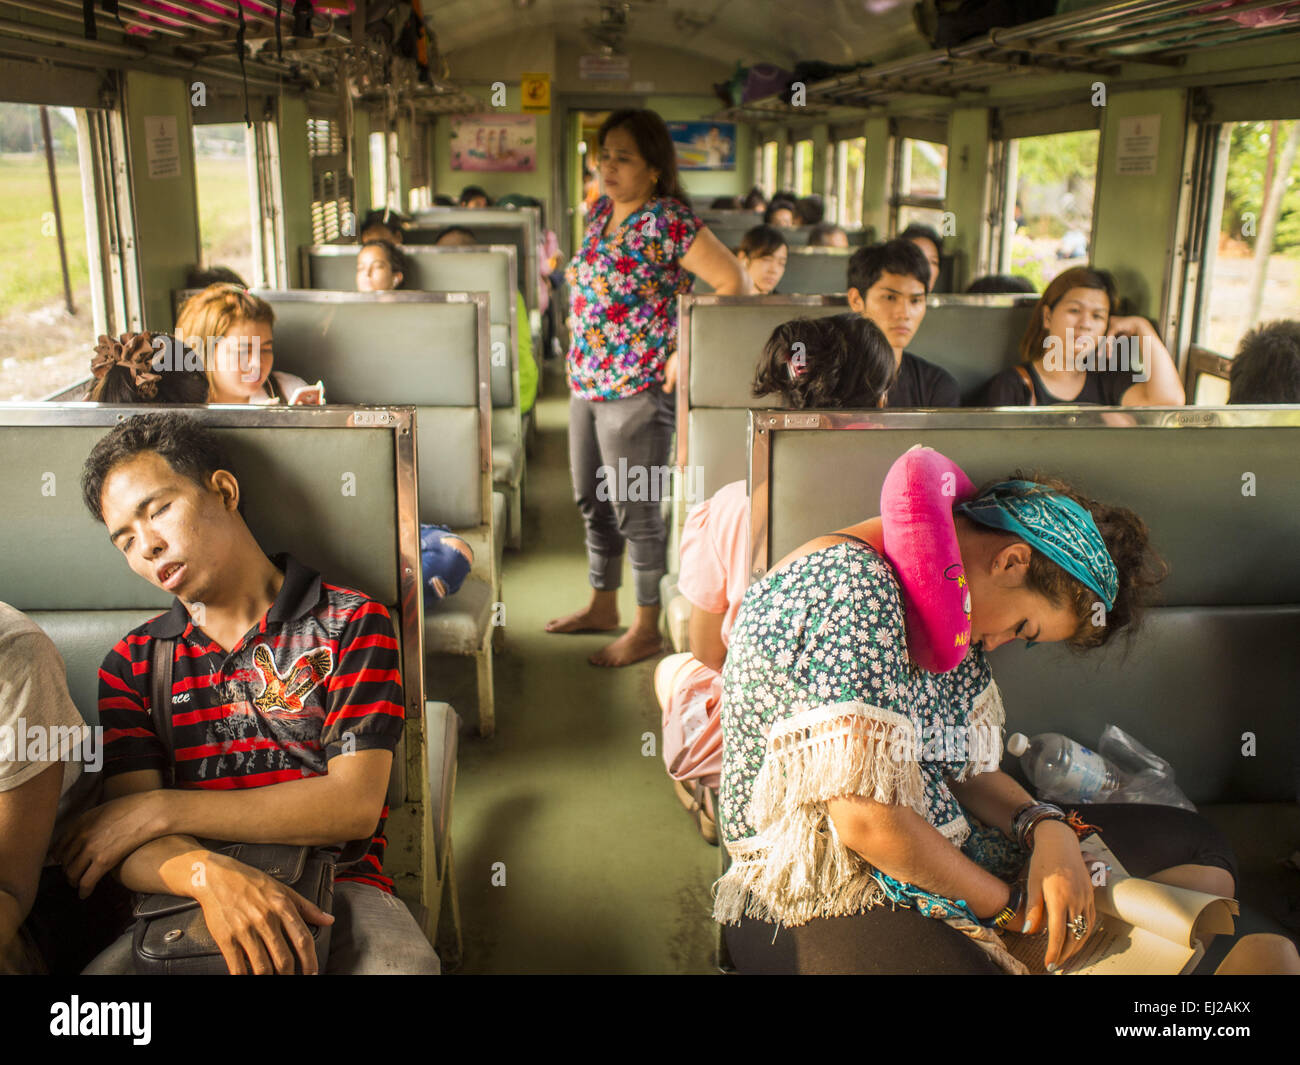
[145,115,180,179]
[1116,114,1160,176]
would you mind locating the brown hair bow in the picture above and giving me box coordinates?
[91,333,162,399]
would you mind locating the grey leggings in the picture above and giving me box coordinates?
[568,386,675,606]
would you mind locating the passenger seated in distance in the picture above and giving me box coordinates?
[735,224,788,295]
[175,285,321,405]
[358,208,406,245]
[847,239,960,407]
[63,412,440,974]
[655,314,898,843]
[764,197,799,229]
[1227,320,1300,403]
[186,265,248,290]
[808,222,850,248]
[354,239,408,292]
[740,186,767,213]
[432,226,539,416]
[966,273,1036,295]
[0,604,126,974]
[710,195,740,210]
[977,265,1184,406]
[458,185,491,208]
[900,222,944,293]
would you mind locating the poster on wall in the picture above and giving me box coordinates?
[668,121,736,171]
[450,114,537,172]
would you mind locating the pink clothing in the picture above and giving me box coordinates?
[662,479,750,786]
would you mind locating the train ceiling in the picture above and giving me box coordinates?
[0,1,1297,118]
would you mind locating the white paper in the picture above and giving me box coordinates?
[1116,114,1160,177]
[145,115,180,180]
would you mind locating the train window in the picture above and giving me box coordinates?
[893,137,947,234]
[760,140,779,196]
[409,121,432,211]
[369,130,389,211]
[308,114,354,243]
[192,123,257,288]
[835,136,866,227]
[1003,129,1100,290]
[793,138,814,196]
[1198,120,1300,355]
[0,102,104,402]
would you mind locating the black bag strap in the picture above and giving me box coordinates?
[148,637,177,788]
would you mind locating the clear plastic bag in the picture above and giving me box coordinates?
[1097,723,1196,812]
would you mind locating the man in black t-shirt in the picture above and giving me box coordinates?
[847,240,960,408]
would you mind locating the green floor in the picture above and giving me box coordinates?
[439,362,720,974]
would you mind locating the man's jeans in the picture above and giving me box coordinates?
[82,882,440,975]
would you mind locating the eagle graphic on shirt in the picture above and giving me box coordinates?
[251,643,335,714]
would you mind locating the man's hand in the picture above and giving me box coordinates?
[663,352,679,393]
[55,790,169,897]
[194,853,334,975]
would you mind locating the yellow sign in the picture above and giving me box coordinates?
[521,72,550,113]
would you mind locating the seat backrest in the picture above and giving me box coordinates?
[4,403,423,834]
[407,205,540,307]
[256,290,492,535]
[774,248,852,296]
[301,246,518,409]
[748,407,1300,803]
[677,294,1037,494]
[1,404,422,725]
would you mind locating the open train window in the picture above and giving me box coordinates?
[1194,120,1300,358]
[892,136,947,235]
[760,139,779,196]
[793,138,814,196]
[835,136,866,227]
[0,101,119,402]
[191,123,257,288]
[1002,129,1100,291]
[369,129,389,211]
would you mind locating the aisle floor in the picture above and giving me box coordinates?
[435,362,720,974]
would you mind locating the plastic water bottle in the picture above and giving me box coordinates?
[1006,732,1124,803]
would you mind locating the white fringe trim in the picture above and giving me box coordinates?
[952,679,1007,782]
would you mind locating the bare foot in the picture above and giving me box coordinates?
[545,602,620,633]
[589,626,664,667]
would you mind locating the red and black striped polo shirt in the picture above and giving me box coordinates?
[97,553,405,893]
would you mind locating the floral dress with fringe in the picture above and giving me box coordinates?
[714,539,1030,973]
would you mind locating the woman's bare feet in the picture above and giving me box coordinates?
[589,604,664,667]
[589,625,664,667]
[545,590,620,633]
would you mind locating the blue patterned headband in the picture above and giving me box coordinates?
[954,480,1119,611]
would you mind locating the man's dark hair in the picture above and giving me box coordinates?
[900,222,943,253]
[752,313,897,409]
[796,195,825,226]
[432,194,455,206]
[737,224,787,260]
[359,208,408,236]
[808,222,849,247]
[741,186,767,210]
[847,239,931,297]
[966,273,1036,295]
[710,195,740,210]
[186,265,248,290]
[458,185,491,206]
[81,412,238,524]
[434,225,478,244]
[1228,320,1300,404]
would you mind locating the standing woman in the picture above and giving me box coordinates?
[547,108,751,667]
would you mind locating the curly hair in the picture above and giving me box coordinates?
[976,470,1168,649]
[752,313,897,410]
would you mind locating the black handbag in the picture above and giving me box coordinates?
[130,638,341,975]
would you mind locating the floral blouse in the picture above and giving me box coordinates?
[714,539,1023,943]
[564,195,701,401]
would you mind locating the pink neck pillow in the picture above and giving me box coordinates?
[880,446,976,673]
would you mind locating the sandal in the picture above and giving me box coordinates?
[672,778,719,846]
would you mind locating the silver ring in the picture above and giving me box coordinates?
[1069,914,1088,940]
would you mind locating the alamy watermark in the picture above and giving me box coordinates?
[595,459,706,504]
[1043,329,1151,382]
[149,333,264,383]
[0,719,102,774]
